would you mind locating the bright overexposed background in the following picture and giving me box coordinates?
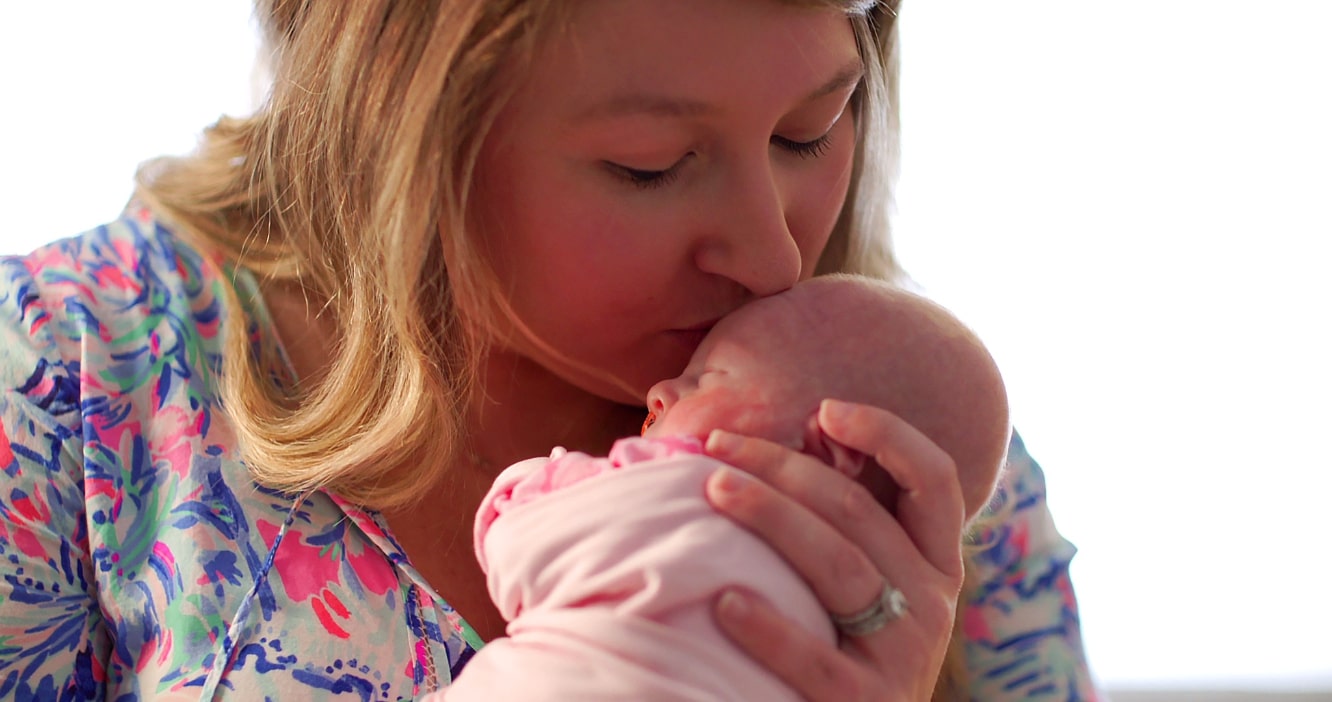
[2,2,1329,696]
[0,3,263,243]
[895,1,1332,695]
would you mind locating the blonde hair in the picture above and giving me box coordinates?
[135,0,903,508]
[137,0,559,507]
[133,1,992,697]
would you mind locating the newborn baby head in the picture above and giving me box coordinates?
[643,274,1009,519]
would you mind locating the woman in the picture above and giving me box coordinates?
[0,0,1096,699]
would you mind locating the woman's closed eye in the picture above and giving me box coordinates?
[772,132,833,159]
[774,101,851,160]
[605,154,693,190]
[605,129,837,191]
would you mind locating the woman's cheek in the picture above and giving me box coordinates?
[818,131,858,222]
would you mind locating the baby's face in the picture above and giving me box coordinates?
[642,286,907,510]
[643,298,812,448]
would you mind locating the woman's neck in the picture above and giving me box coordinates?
[467,349,645,471]
[261,275,643,470]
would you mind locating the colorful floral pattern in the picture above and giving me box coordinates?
[0,209,1097,700]
[965,432,1100,700]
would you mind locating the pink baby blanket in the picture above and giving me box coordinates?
[431,436,834,700]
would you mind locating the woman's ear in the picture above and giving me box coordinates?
[801,412,865,478]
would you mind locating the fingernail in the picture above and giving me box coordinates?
[708,465,750,496]
[705,429,740,456]
[820,398,851,423]
[717,590,749,621]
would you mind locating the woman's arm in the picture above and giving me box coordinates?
[0,401,105,700]
[1,257,107,698]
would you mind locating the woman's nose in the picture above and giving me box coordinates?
[693,162,803,297]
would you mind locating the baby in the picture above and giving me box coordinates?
[432,274,1010,701]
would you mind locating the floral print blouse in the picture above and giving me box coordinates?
[0,207,1099,700]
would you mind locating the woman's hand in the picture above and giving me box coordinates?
[703,398,967,701]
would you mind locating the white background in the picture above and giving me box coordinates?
[895,1,1332,694]
[2,2,1329,695]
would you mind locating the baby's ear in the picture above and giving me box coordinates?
[802,412,865,478]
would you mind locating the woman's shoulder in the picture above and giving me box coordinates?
[5,204,202,278]
[0,205,256,543]
[0,208,455,698]
[2,210,149,407]
[3,206,237,404]
[4,206,221,335]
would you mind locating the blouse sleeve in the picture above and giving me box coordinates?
[0,255,108,700]
[959,431,1102,701]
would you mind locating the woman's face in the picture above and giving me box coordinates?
[473,0,861,404]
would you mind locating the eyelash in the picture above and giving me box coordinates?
[617,163,684,190]
[773,133,834,160]
[610,132,835,190]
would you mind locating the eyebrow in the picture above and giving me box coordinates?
[575,60,865,121]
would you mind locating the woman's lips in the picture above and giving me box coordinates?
[666,328,709,347]
[678,319,719,333]
[664,320,717,352]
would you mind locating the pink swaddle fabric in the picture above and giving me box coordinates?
[430,436,834,700]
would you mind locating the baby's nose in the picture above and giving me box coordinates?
[645,379,678,420]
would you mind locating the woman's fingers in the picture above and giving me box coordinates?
[705,414,963,586]
[817,399,967,581]
[702,404,967,701]
[713,589,879,702]
[704,430,952,631]
[704,463,890,618]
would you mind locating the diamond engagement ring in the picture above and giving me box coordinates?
[830,582,909,637]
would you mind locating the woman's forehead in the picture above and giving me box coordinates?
[518,0,862,121]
